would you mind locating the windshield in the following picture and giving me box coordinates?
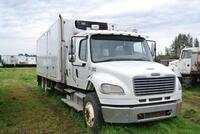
[91,35,153,62]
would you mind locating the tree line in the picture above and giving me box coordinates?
[157,33,199,60]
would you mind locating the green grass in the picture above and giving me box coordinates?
[0,68,200,134]
[0,68,85,134]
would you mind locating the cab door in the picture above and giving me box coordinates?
[179,50,192,74]
[72,38,89,89]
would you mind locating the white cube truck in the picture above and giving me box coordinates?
[37,15,182,132]
[169,47,200,84]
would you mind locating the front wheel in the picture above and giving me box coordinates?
[83,93,103,134]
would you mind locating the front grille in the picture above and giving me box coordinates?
[134,76,175,96]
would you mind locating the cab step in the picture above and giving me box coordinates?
[61,92,86,111]
[75,92,86,99]
[64,88,75,94]
[61,98,83,111]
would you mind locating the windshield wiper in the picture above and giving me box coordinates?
[98,58,122,62]
[98,58,147,62]
[132,58,148,61]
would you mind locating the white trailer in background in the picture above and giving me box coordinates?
[0,55,36,67]
[1,55,17,66]
[16,55,36,66]
[16,55,27,65]
[27,56,36,65]
[36,15,182,133]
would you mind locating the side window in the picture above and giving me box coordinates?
[79,39,87,61]
[181,51,185,59]
[181,51,192,59]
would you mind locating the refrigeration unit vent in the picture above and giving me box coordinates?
[75,20,108,30]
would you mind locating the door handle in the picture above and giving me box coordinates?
[76,69,79,78]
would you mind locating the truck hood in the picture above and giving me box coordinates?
[94,61,175,77]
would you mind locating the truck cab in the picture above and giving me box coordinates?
[37,16,182,132]
[169,47,200,83]
[70,30,182,124]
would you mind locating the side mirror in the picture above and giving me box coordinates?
[69,35,88,63]
[151,43,156,56]
[68,43,75,62]
[147,40,156,61]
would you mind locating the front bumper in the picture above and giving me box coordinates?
[101,101,182,123]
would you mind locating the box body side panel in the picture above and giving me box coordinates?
[37,33,48,77]
[37,20,62,82]
[47,20,62,81]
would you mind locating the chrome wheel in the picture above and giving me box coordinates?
[84,102,95,127]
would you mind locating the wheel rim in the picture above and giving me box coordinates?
[84,102,95,127]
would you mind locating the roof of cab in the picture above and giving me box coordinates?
[182,47,200,52]
[76,30,145,38]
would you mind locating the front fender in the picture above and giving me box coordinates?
[88,72,133,104]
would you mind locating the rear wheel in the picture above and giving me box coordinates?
[182,76,198,86]
[41,77,45,89]
[83,93,103,134]
[37,76,42,86]
[44,78,48,92]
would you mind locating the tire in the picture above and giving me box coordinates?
[191,76,198,85]
[41,77,45,89]
[37,76,41,86]
[83,93,103,134]
[182,76,192,86]
[182,76,197,86]
[44,78,48,92]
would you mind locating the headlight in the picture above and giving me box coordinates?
[100,84,125,94]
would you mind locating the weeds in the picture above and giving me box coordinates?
[0,68,200,134]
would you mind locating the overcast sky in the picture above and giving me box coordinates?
[0,0,200,55]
